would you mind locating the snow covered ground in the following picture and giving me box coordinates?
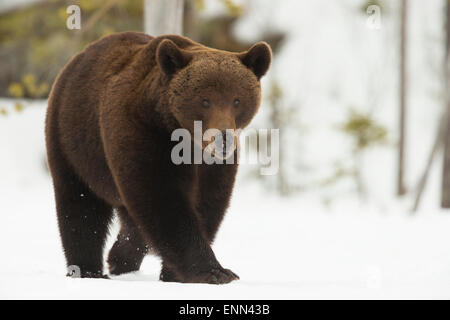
[1,100,450,299]
[2,0,450,300]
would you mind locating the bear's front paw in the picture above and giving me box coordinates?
[159,265,180,282]
[108,259,140,276]
[189,267,239,285]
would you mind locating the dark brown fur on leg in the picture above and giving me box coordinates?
[48,141,112,278]
[159,263,180,282]
[159,161,239,282]
[107,207,149,275]
[196,161,238,243]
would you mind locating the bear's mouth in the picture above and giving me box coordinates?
[214,140,235,160]
[204,143,236,161]
[203,131,237,161]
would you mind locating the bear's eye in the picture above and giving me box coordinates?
[233,99,240,108]
[202,99,211,108]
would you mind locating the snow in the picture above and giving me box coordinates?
[2,0,450,300]
[1,100,450,299]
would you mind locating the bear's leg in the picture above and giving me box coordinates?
[159,263,180,282]
[107,207,148,275]
[196,163,238,244]
[51,160,113,278]
[101,128,239,284]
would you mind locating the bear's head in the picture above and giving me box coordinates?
[156,39,272,158]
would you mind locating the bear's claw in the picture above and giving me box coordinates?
[201,267,239,284]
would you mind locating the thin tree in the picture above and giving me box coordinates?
[441,0,450,208]
[412,1,450,212]
[144,0,184,36]
[412,117,446,212]
[398,0,408,196]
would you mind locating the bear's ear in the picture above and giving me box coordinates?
[238,42,272,80]
[157,39,192,76]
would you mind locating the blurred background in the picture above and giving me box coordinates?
[2,0,450,299]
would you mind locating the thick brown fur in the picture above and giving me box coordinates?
[45,32,271,284]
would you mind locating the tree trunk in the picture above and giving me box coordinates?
[441,0,450,208]
[413,2,450,211]
[441,106,450,208]
[412,116,446,212]
[397,0,408,196]
[270,98,288,196]
[144,0,184,36]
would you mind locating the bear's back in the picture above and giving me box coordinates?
[47,32,157,205]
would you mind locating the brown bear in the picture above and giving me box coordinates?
[45,32,271,284]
